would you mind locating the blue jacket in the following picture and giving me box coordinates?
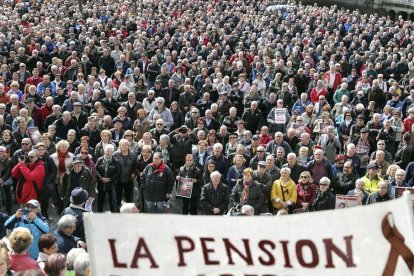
[5,214,49,259]
[226,165,245,192]
[53,229,81,254]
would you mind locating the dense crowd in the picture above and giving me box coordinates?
[0,0,411,274]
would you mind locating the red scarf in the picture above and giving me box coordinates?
[57,149,69,174]
[150,160,166,173]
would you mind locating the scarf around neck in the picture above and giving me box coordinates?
[57,149,69,174]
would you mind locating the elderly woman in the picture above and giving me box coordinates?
[133,109,151,142]
[96,144,120,212]
[0,241,12,276]
[0,130,19,158]
[154,134,173,169]
[176,154,202,215]
[231,168,264,215]
[137,132,157,152]
[9,228,41,272]
[53,215,86,254]
[51,140,74,214]
[123,130,139,153]
[312,177,336,211]
[271,167,297,214]
[37,234,58,269]
[296,171,317,211]
[113,139,137,209]
[347,178,369,205]
[226,154,246,193]
[95,130,117,160]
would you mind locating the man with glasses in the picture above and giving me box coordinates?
[149,119,169,144]
[79,116,100,149]
[44,105,62,132]
[388,169,409,198]
[332,161,357,195]
[370,140,393,164]
[253,161,272,212]
[366,180,390,204]
[35,142,57,219]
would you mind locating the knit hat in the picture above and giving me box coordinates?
[70,187,88,205]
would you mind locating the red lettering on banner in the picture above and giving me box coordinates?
[175,236,195,267]
[258,240,276,266]
[130,238,159,268]
[223,238,253,265]
[280,240,293,268]
[296,240,319,268]
[323,235,356,268]
[108,239,128,268]
[200,237,220,265]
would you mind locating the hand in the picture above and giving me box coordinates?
[213,208,220,214]
[166,193,170,199]
[27,212,36,221]
[302,202,309,208]
[281,202,288,208]
[77,241,87,249]
[15,209,23,219]
[176,176,181,180]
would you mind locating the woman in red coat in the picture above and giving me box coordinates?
[12,149,45,205]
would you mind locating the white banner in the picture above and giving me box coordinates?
[84,194,414,276]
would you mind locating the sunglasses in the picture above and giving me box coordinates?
[81,152,88,154]
[259,165,266,168]
[21,143,30,145]
[300,176,309,178]
[319,183,328,186]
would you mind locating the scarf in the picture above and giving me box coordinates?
[150,160,166,173]
[57,149,69,174]
[240,179,253,205]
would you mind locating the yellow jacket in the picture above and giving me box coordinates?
[362,174,383,194]
[271,178,297,209]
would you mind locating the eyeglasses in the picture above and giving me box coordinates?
[257,150,264,153]
[300,176,309,178]
[21,143,29,145]
[81,152,88,155]
[28,156,36,159]
[319,183,328,186]
[258,165,266,168]
[192,112,199,114]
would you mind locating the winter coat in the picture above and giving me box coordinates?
[231,181,265,215]
[12,160,45,204]
[61,167,95,206]
[140,161,174,202]
[312,190,336,211]
[5,213,49,259]
[177,165,202,198]
[61,205,88,241]
[200,182,229,215]
[113,150,137,183]
[95,156,121,191]
[271,178,297,209]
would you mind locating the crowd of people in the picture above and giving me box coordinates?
[0,0,411,273]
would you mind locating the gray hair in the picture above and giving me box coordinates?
[159,134,170,143]
[320,177,331,186]
[58,214,77,230]
[210,171,221,178]
[241,205,254,215]
[67,248,87,268]
[104,144,115,152]
[74,253,90,276]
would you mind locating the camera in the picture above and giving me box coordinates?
[18,155,26,162]
[20,209,30,215]
[179,127,187,134]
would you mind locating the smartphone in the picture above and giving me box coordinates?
[20,209,30,215]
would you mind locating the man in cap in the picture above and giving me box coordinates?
[110,118,125,146]
[4,199,49,259]
[362,163,383,194]
[62,187,89,241]
[61,156,95,209]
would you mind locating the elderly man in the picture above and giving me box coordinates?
[140,152,174,213]
[388,169,409,198]
[61,187,90,241]
[318,126,341,164]
[54,214,86,254]
[265,132,293,156]
[200,171,229,215]
[368,150,390,177]
[369,140,393,164]
[148,97,174,130]
[282,153,305,183]
[206,143,229,178]
[306,149,332,185]
[53,111,79,140]
[366,181,390,204]
[332,161,357,195]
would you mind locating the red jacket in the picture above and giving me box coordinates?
[310,87,327,104]
[12,160,45,205]
[324,71,342,92]
[403,117,414,133]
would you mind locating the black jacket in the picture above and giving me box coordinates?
[95,156,120,191]
[231,181,265,215]
[200,182,229,215]
[140,161,174,202]
[312,190,336,211]
[178,165,202,198]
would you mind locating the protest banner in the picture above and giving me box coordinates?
[176,177,193,198]
[335,195,360,208]
[274,108,286,124]
[85,194,414,276]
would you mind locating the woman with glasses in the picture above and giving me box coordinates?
[311,177,335,211]
[296,171,317,212]
[123,130,139,153]
[77,146,97,179]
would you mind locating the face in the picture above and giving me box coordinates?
[396,171,406,183]
[300,174,309,183]
[185,156,193,167]
[104,147,113,158]
[21,139,31,150]
[59,143,69,153]
[243,172,252,182]
[378,184,388,196]
[152,154,162,166]
[211,174,220,185]
[44,242,58,255]
[280,170,289,180]
[319,182,329,192]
